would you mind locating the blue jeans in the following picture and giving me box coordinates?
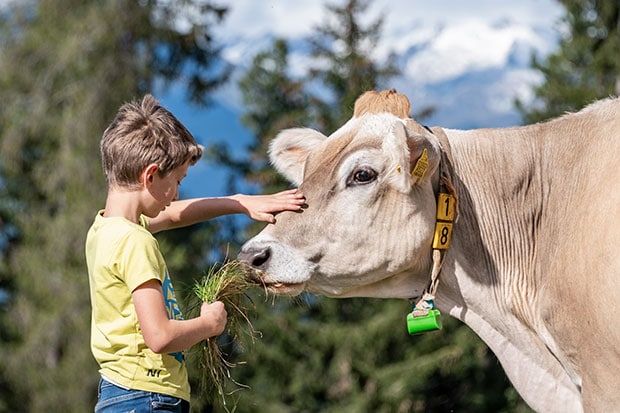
[95,377,190,413]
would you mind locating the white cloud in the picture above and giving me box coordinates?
[489,68,544,113]
[216,0,564,75]
[375,0,564,29]
[217,0,325,40]
[219,1,564,45]
[221,0,564,40]
[404,20,547,84]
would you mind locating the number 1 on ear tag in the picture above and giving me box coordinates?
[436,193,455,221]
[407,309,442,335]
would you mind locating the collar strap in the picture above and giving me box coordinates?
[408,127,458,334]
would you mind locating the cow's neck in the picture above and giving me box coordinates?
[440,127,546,323]
[434,127,583,412]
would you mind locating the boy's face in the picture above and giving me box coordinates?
[143,161,190,217]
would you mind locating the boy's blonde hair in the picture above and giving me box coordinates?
[101,94,203,189]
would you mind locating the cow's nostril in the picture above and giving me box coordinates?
[239,246,271,269]
[250,247,271,268]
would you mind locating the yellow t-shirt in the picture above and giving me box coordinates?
[85,211,190,401]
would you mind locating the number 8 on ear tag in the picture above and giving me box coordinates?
[407,309,443,335]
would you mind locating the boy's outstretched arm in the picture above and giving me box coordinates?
[148,188,305,233]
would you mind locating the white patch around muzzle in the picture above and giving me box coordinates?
[238,232,315,293]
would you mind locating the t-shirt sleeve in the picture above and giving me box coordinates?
[114,229,165,293]
[139,214,150,231]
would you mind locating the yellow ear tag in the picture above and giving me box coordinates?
[411,148,428,180]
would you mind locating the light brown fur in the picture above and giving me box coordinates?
[353,89,411,119]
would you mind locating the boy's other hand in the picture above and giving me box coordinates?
[200,301,227,337]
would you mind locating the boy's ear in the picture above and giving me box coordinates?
[142,163,159,187]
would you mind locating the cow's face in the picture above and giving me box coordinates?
[239,112,443,299]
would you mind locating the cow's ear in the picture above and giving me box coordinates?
[404,120,441,186]
[269,127,327,186]
[383,120,439,191]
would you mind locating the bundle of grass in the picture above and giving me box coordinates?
[189,260,259,408]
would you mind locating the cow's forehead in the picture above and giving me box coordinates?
[304,113,404,178]
[302,129,354,187]
[333,112,405,140]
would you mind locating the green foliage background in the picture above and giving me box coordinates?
[0,0,617,412]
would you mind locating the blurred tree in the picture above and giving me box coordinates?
[307,0,399,132]
[238,39,313,191]
[210,38,311,196]
[518,0,620,123]
[210,0,531,412]
[186,33,312,413]
[0,1,229,411]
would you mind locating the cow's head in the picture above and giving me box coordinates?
[239,90,445,299]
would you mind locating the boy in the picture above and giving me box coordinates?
[86,94,305,412]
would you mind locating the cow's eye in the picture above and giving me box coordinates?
[348,167,377,186]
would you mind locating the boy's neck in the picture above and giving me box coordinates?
[103,188,144,224]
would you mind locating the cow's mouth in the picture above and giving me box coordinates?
[245,271,306,295]
[239,259,306,295]
[258,281,306,296]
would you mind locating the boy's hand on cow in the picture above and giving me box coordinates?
[238,189,306,223]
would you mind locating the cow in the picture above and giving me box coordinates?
[238,89,620,413]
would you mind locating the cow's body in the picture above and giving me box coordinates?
[238,90,620,412]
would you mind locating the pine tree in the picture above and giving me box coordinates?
[307,0,400,133]
[518,0,620,123]
[212,38,311,194]
[0,1,229,411]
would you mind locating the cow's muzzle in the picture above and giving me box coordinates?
[238,244,307,295]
